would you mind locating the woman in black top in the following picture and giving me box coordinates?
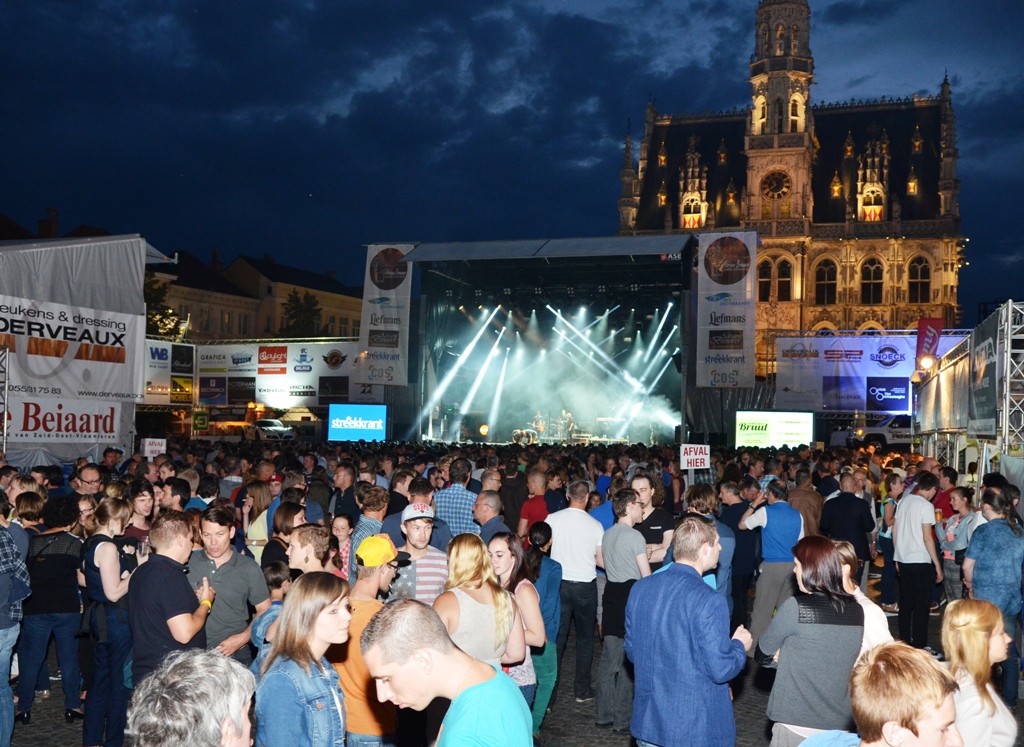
[261,502,305,577]
[16,497,85,724]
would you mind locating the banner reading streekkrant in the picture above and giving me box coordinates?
[355,244,413,387]
[696,232,757,388]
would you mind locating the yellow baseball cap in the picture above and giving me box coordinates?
[355,534,410,567]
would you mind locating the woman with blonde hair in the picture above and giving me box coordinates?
[833,540,893,656]
[255,572,352,747]
[242,480,272,563]
[433,533,526,667]
[942,599,1018,746]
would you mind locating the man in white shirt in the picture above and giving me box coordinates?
[892,471,943,652]
[547,480,604,703]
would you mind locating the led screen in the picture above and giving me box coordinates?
[327,404,387,441]
[735,410,813,448]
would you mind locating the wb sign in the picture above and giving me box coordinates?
[149,347,169,361]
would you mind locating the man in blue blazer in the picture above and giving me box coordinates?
[625,514,752,747]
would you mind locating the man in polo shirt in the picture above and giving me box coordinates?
[547,480,604,703]
[433,458,478,536]
[129,511,215,683]
[188,505,271,665]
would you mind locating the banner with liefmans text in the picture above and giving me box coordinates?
[355,244,413,387]
[696,232,757,388]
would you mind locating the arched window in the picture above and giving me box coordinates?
[790,100,800,133]
[759,101,767,135]
[760,25,769,57]
[860,258,883,305]
[777,260,792,302]
[775,98,784,134]
[815,260,837,305]
[758,260,772,302]
[791,25,799,55]
[908,256,932,304]
[776,25,786,55]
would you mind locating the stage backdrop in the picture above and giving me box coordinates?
[355,244,413,387]
[696,232,757,388]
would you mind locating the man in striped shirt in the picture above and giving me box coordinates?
[391,503,449,605]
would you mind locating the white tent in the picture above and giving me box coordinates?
[0,234,173,466]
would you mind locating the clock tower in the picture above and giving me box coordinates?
[745,0,814,228]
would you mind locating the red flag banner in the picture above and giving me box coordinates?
[916,318,943,365]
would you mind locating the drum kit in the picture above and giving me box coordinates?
[513,411,577,444]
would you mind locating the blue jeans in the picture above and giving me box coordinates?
[596,635,633,730]
[346,733,396,747]
[83,608,132,747]
[0,624,19,747]
[519,683,536,707]
[555,580,597,699]
[16,613,81,712]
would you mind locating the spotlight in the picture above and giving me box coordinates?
[479,424,490,437]
[919,354,935,370]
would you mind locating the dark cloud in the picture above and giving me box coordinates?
[0,0,1018,321]
[818,0,901,26]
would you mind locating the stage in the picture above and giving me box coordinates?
[399,236,695,444]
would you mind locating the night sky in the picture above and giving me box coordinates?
[2,1,1021,325]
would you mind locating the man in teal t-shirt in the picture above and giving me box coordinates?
[361,599,532,747]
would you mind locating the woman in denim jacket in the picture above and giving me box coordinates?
[256,572,352,747]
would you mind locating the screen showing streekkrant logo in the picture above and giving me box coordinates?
[327,404,387,441]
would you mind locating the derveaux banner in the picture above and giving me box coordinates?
[1,295,144,445]
[696,232,757,388]
[355,244,413,387]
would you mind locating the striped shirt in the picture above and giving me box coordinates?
[390,547,449,605]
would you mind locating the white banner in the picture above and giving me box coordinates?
[696,232,757,388]
[7,398,121,443]
[355,244,413,387]
[1,294,145,403]
[775,333,967,414]
[195,341,380,409]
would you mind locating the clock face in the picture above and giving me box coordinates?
[761,171,792,200]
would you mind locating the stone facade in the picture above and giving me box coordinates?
[618,0,963,374]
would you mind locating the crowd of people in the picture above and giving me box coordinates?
[0,437,1020,747]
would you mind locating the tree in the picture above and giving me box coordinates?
[277,289,324,337]
[144,270,181,337]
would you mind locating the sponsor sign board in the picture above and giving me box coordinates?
[775,333,966,414]
[696,233,756,388]
[7,398,121,443]
[355,244,413,386]
[191,342,380,409]
[735,410,814,449]
[0,294,145,406]
[968,312,999,437]
[327,404,387,441]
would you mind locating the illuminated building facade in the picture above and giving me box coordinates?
[617,0,963,373]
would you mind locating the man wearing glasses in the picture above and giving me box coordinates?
[77,464,105,496]
[333,535,408,747]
